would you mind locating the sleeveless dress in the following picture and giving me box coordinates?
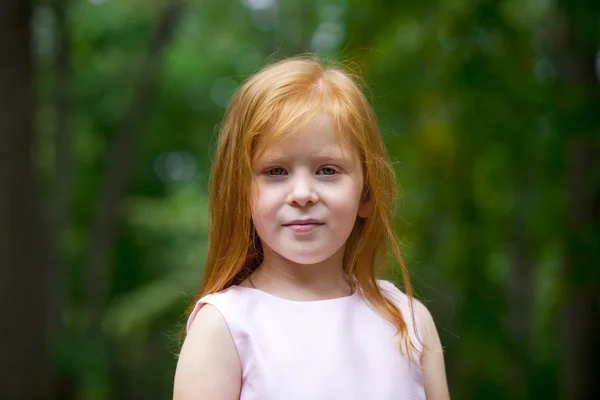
[186,279,425,400]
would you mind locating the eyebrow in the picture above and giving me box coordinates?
[258,152,348,164]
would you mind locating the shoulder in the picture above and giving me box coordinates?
[394,291,450,399]
[174,303,241,399]
[185,286,249,333]
[377,279,405,295]
[376,279,414,310]
[377,280,438,342]
[374,280,450,397]
[411,298,437,342]
[186,301,231,336]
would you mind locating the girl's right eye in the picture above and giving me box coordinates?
[266,167,286,176]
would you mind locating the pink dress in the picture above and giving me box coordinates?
[187,279,425,400]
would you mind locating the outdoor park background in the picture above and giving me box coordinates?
[1,0,599,399]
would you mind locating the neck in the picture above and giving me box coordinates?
[250,245,353,300]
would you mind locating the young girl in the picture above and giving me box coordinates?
[173,56,449,400]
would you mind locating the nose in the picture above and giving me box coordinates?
[286,173,319,207]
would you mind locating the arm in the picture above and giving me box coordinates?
[173,304,242,400]
[414,300,450,400]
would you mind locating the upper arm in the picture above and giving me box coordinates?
[414,299,450,400]
[173,304,242,400]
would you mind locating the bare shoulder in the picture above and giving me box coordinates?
[173,304,241,400]
[412,298,437,339]
[411,299,450,399]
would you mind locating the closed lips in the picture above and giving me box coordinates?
[283,220,324,226]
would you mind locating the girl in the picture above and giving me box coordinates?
[173,56,449,400]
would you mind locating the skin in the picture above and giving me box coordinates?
[415,300,451,399]
[174,305,241,400]
[173,113,450,399]
[247,113,369,301]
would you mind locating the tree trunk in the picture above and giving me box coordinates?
[506,176,533,399]
[555,2,600,398]
[0,0,55,397]
[561,138,600,400]
[48,0,76,398]
[82,0,184,340]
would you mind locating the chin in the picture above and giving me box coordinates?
[283,254,329,265]
[275,247,337,265]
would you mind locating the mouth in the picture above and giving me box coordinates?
[282,219,325,233]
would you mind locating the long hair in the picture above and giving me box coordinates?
[188,55,419,355]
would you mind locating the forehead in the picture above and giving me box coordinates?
[253,113,357,162]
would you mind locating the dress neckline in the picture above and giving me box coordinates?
[233,284,360,304]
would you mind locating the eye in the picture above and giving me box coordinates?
[266,167,286,176]
[318,167,338,176]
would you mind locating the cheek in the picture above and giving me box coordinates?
[249,183,265,225]
[327,180,363,211]
[250,184,280,219]
[249,184,259,214]
[329,197,361,219]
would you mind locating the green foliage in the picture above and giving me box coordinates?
[104,184,209,337]
[34,0,599,398]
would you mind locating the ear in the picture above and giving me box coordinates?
[357,187,371,218]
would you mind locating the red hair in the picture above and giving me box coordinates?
[188,55,420,356]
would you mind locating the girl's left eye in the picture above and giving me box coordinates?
[318,167,338,176]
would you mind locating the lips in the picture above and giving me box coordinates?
[282,219,325,233]
[282,219,324,226]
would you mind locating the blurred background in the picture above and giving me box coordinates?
[1,0,599,399]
